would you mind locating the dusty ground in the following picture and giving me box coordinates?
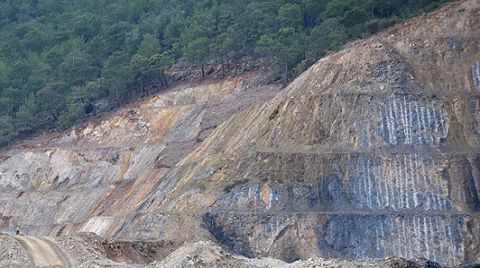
[0,234,445,268]
[15,236,73,267]
[0,234,34,267]
[149,241,444,268]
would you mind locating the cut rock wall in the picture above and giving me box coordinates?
[115,1,480,266]
[0,0,479,267]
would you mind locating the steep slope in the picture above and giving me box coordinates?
[0,0,479,267]
[0,71,280,237]
[115,0,480,266]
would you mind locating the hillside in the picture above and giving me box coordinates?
[0,0,453,146]
[1,0,480,267]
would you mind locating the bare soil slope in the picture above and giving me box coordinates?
[119,0,480,266]
[1,0,479,267]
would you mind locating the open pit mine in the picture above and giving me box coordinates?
[1,0,480,267]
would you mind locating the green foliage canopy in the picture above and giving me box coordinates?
[0,0,451,145]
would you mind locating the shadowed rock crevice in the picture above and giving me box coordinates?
[201,212,255,258]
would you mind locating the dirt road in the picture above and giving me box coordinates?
[15,236,72,267]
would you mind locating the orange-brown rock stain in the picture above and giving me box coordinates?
[145,107,190,143]
[119,148,134,180]
[262,184,271,207]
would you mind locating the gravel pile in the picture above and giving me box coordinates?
[148,240,443,268]
[0,234,34,268]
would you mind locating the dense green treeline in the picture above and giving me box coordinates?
[0,0,451,145]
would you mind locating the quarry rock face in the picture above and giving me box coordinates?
[1,0,480,267]
[0,72,281,238]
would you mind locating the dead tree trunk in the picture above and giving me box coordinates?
[158,70,168,88]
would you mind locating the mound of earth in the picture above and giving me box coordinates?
[148,241,443,268]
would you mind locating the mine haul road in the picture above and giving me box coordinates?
[15,235,72,267]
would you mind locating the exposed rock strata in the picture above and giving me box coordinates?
[0,71,280,239]
[1,0,480,267]
[119,1,480,266]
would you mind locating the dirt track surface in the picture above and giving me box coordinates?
[15,236,72,267]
